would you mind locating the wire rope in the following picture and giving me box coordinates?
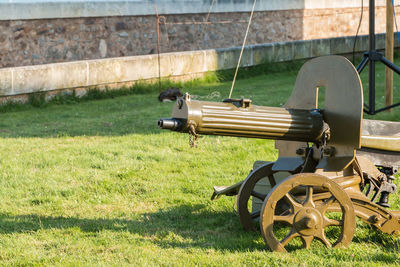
[228,0,257,99]
[353,0,364,65]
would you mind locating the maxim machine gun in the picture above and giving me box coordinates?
[158,56,400,252]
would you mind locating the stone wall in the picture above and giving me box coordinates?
[1,4,400,68]
[0,34,391,99]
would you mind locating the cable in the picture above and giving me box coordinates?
[205,0,215,22]
[228,0,257,99]
[154,4,162,91]
[353,0,364,65]
[392,0,400,48]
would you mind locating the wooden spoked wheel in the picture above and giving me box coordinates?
[237,162,285,231]
[260,173,356,252]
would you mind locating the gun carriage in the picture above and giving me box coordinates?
[158,56,400,252]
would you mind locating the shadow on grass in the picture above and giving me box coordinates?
[0,204,399,259]
[0,94,173,138]
[0,204,264,252]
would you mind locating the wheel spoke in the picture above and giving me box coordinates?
[250,210,260,219]
[303,186,315,207]
[323,217,342,227]
[317,195,336,214]
[274,214,294,225]
[301,235,314,249]
[251,190,267,201]
[284,193,302,211]
[278,209,291,216]
[316,231,332,248]
[280,228,299,247]
[268,174,277,187]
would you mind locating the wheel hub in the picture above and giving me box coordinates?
[294,208,322,236]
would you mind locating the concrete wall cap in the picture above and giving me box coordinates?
[0,0,398,20]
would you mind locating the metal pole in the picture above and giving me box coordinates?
[369,0,376,114]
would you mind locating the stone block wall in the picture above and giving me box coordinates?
[0,34,392,99]
[0,1,399,68]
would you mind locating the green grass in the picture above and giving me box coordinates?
[0,58,399,266]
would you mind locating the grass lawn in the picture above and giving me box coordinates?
[0,58,399,266]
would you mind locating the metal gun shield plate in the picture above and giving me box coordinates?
[275,56,363,172]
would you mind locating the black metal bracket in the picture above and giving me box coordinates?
[357,0,400,115]
[222,98,252,108]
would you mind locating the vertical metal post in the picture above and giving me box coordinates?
[369,0,376,114]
